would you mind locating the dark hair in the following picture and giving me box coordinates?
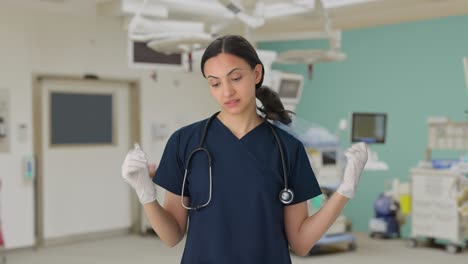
[200,35,294,125]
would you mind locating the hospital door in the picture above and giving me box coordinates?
[35,77,136,244]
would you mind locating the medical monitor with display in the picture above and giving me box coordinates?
[351,113,387,144]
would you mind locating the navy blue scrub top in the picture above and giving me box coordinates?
[154,116,322,264]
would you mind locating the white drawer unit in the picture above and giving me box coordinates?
[408,168,468,253]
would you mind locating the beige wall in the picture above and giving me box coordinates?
[0,6,217,249]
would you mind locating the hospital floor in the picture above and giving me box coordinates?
[6,232,467,264]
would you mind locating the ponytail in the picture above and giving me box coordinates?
[256,86,294,125]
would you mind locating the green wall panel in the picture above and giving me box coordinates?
[259,15,468,237]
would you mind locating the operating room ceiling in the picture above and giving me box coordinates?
[3,0,468,38]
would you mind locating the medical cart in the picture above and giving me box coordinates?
[408,169,468,253]
[407,118,468,253]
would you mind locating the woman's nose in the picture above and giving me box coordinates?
[222,83,235,97]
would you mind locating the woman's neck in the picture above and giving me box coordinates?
[217,110,263,139]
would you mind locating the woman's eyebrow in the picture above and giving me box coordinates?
[207,68,243,79]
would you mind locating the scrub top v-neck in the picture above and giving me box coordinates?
[154,116,322,264]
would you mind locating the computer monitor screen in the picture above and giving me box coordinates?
[128,40,186,70]
[278,79,301,99]
[271,72,303,105]
[351,113,387,144]
[322,151,337,165]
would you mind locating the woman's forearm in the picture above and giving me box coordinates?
[143,201,185,247]
[295,193,349,255]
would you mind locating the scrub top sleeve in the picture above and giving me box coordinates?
[153,131,189,197]
[287,143,322,205]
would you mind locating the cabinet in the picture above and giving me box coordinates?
[409,168,468,253]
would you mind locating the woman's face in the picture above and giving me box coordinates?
[203,53,262,116]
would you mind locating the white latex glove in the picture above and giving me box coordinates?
[121,143,157,204]
[336,142,369,198]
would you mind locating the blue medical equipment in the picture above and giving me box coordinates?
[180,112,294,210]
[369,193,401,239]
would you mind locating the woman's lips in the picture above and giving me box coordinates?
[224,99,240,107]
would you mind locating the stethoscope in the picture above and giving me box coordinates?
[181,112,294,210]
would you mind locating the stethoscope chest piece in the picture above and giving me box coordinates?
[279,188,294,205]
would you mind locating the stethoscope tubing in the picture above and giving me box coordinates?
[181,112,294,210]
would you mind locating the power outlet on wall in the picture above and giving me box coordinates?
[0,89,9,152]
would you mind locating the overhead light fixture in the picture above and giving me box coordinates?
[261,0,379,19]
[122,0,168,18]
[218,0,265,28]
[262,3,311,19]
[147,34,213,54]
[276,49,346,64]
[99,0,169,18]
[275,0,347,68]
[323,0,379,8]
[154,0,234,18]
[129,19,206,37]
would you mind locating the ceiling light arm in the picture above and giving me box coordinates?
[315,0,340,50]
[128,0,148,35]
[218,0,265,29]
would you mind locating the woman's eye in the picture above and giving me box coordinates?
[232,77,241,81]
[211,83,220,87]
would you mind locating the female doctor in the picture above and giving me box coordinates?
[121,35,368,264]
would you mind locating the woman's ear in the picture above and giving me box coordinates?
[254,64,263,84]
